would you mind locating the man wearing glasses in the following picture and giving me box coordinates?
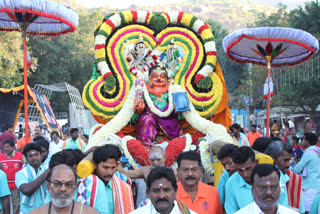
[224,146,289,214]
[176,151,223,214]
[29,164,98,214]
[235,164,298,214]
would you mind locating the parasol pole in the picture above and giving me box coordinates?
[21,24,29,143]
[265,56,272,138]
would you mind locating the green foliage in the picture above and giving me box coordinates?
[197,76,212,89]
[104,75,116,91]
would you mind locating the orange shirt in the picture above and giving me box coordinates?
[176,182,223,214]
[247,131,262,146]
[16,136,33,152]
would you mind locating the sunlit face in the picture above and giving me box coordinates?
[178,160,201,188]
[95,158,118,185]
[251,127,256,132]
[46,166,76,208]
[236,159,257,184]
[291,128,296,136]
[150,69,168,88]
[35,127,42,136]
[148,177,176,214]
[221,157,237,176]
[274,151,291,174]
[52,133,59,143]
[149,151,165,167]
[71,131,78,140]
[252,172,280,211]
[40,146,49,163]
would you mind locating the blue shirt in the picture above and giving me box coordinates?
[15,164,47,214]
[105,180,114,214]
[294,145,320,191]
[0,170,10,210]
[217,170,229,207]
[224,172,289,214]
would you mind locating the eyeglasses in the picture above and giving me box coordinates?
[255,185,279,193]
[49,181,76,190]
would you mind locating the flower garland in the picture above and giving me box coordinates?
[165,133,192,166]
[121,136,140,169]
[143,84,174,117]
[199,140,214,174]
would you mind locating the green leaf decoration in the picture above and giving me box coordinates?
[104,75,116,91]
[271,43,283,57]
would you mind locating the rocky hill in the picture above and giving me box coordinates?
[53,0,276,31]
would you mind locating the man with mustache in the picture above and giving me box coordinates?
[265,141,305,213]
[130,166,196,214]
[217,144,238,208]
[14,143,50,214]
[235,164,298,214]
[29,164,98,214]
[176,151,223,214]
[224,146,289,214]
[93,144,134,213]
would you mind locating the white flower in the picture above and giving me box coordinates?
[168,12,179,24]
[183,133,192,152]
[197,65,213,77]
[86,85,136,150]
[97,61,111,75]
[137,10,148,23]
[199,140,214,174]
[192,19,205,33]
[95,35,106,45]
[204,41,217,52]
[143,84,174,117]
[122,136,140,169]
[109,13,121,27]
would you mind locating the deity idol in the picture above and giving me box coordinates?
[126,33,158,79]
[134,65,183,147]
[160,39,183,78]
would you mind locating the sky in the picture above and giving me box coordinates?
[76,0,311,9]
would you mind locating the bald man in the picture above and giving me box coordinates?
[119,146,176,181]
[29,164,98,214]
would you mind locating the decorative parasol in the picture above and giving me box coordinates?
[0,0,78,141]
[223,27,319,137]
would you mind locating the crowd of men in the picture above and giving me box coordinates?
[0,121,319,214]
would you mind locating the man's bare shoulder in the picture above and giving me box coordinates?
[75,201,99,214]
[28,203,49,214]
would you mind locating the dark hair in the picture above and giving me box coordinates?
[51,131,59,137]
[231,123,241,130]
[292,136,298,142]
[23,143,42,157]
[304,132,317,145]
[271,137,281,142]
[217,144,238,161]
[177,151,201,168]
[93,144,121,164]
[67,149,85,163]
[252,137,272,153]
[148,65,167,77]
[49,150,83,169]
[147,166,177,192]
[36,139,49,151]
[82,134,89,140]
[47,164,77,183]
[251,164,280,185]
[70,128,79,134]
[3,139,15,148]
[33,136,45,142]
[251,124,257,129]
[265,141,292,160]
[232,146,255,164]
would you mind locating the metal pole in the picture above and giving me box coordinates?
[266,56,271,138]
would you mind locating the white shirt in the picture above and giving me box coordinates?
[51,139,64,151]
[235,201,299,214]
[129,200,197,214]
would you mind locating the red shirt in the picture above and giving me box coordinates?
[0,151,23,189]
[176,182,223,214]
[247,131,262,146]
